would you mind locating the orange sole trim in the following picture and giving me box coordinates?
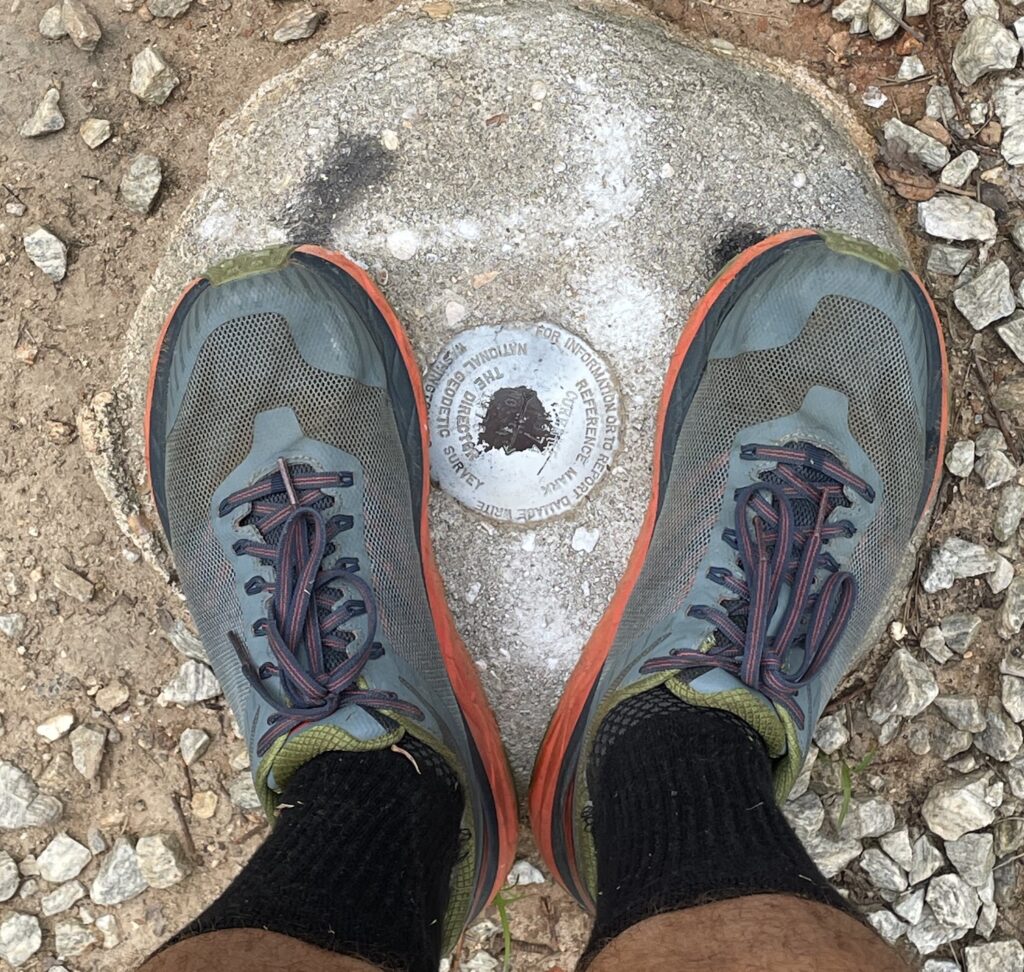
[527,228,949,900]
[144,245,519,914]
[143,275,203,482]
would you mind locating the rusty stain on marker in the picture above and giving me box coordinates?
[425,323,620,523]
[478,386,554,455]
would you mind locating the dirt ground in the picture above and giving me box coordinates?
[0,0,1021,970]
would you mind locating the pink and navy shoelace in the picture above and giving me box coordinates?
[222,458,422,755]
[641,443,875,728]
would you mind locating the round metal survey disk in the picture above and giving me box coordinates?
[425,324,620,522]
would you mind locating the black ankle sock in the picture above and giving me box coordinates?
[171,738,464,972]
[586,688,848,952]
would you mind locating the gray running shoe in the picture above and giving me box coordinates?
[530,229,947,908]
[146,245,518,948]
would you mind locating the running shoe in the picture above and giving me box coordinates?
[146,244,518,948]
[529,229,947,908]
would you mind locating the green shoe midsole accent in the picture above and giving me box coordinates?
[664,676,787,759]
[254,721,405,818]
[205,244,297,286]
[819,229,903,273]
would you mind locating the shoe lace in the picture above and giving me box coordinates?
[640,443,875,728]
[221,458,423,756]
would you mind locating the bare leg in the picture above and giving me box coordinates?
[140,929,380,972]
[587,895,910,972]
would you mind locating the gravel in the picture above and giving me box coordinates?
[96,913,120,949]
[997,314,1024,367]
[158,659,222,704]
[974,698,1023,761]
[884,118,950,171]
[927,872,982,929]
[934,695,988,733]
[52,563,94,601]
[95,681,129,712]
[37,833,91,883]
[0,852,19,902]
[939,613,982,654]
[136,834,190,889]
[921,625,953,664]
[894,887,926,924]
[897,54,926,80]
[79,117,111,148]
[272,4,323,42]
[860,847,908,892]
[906,906,968,953]
[1002,674,1024,723]
[40,879,85,917]
[0,760,62,829]
[940,150,980,188]
[976,449,1017,489]
[880,828,914,871]
[783,792,825,841]
[928,245,973,277]
[54,919,95,958]
[813,713,849,754]
[998,578,1024,640]
[910,835,946,885]
[922,538,999,593]
[829,795,895,840]
[61,0,102,51]
[0,913,42,967]
[802,831,863,878]
[119,154,162,213]
[228,772,261,811]
[832,0,871,35]
[866,908,906,943]
[36,711,75,742]
[20,87,64,137]
[921,772,1001,841]
[507,860,545,886]
[147,0,191,16]
[867,0,901,41]
[868,648,938,722]
[179,727,211,766]
[918,195,998,241]
[0,613,25,641]
[995,78,1024,166]
[953,260,1016,330]
[964,940,1024,972]
[39,4,67,37]
[23,226,67,281]
[993,484,1024,541]
[130,46,180,105]
[952,16,1021,86]
[945,832,995,889]
[89,837,147,905]
[70,724,106,780]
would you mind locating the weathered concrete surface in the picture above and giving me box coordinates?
[89,0,905,784]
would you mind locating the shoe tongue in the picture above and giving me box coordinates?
[256,719,404,805]
[663,669,787,758]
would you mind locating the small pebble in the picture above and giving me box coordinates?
[20,88,64,138]
[23,226,67,282]
[272,4,323,43]
[79,118,111,149]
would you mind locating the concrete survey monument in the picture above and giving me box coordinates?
[92,0,905,781]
